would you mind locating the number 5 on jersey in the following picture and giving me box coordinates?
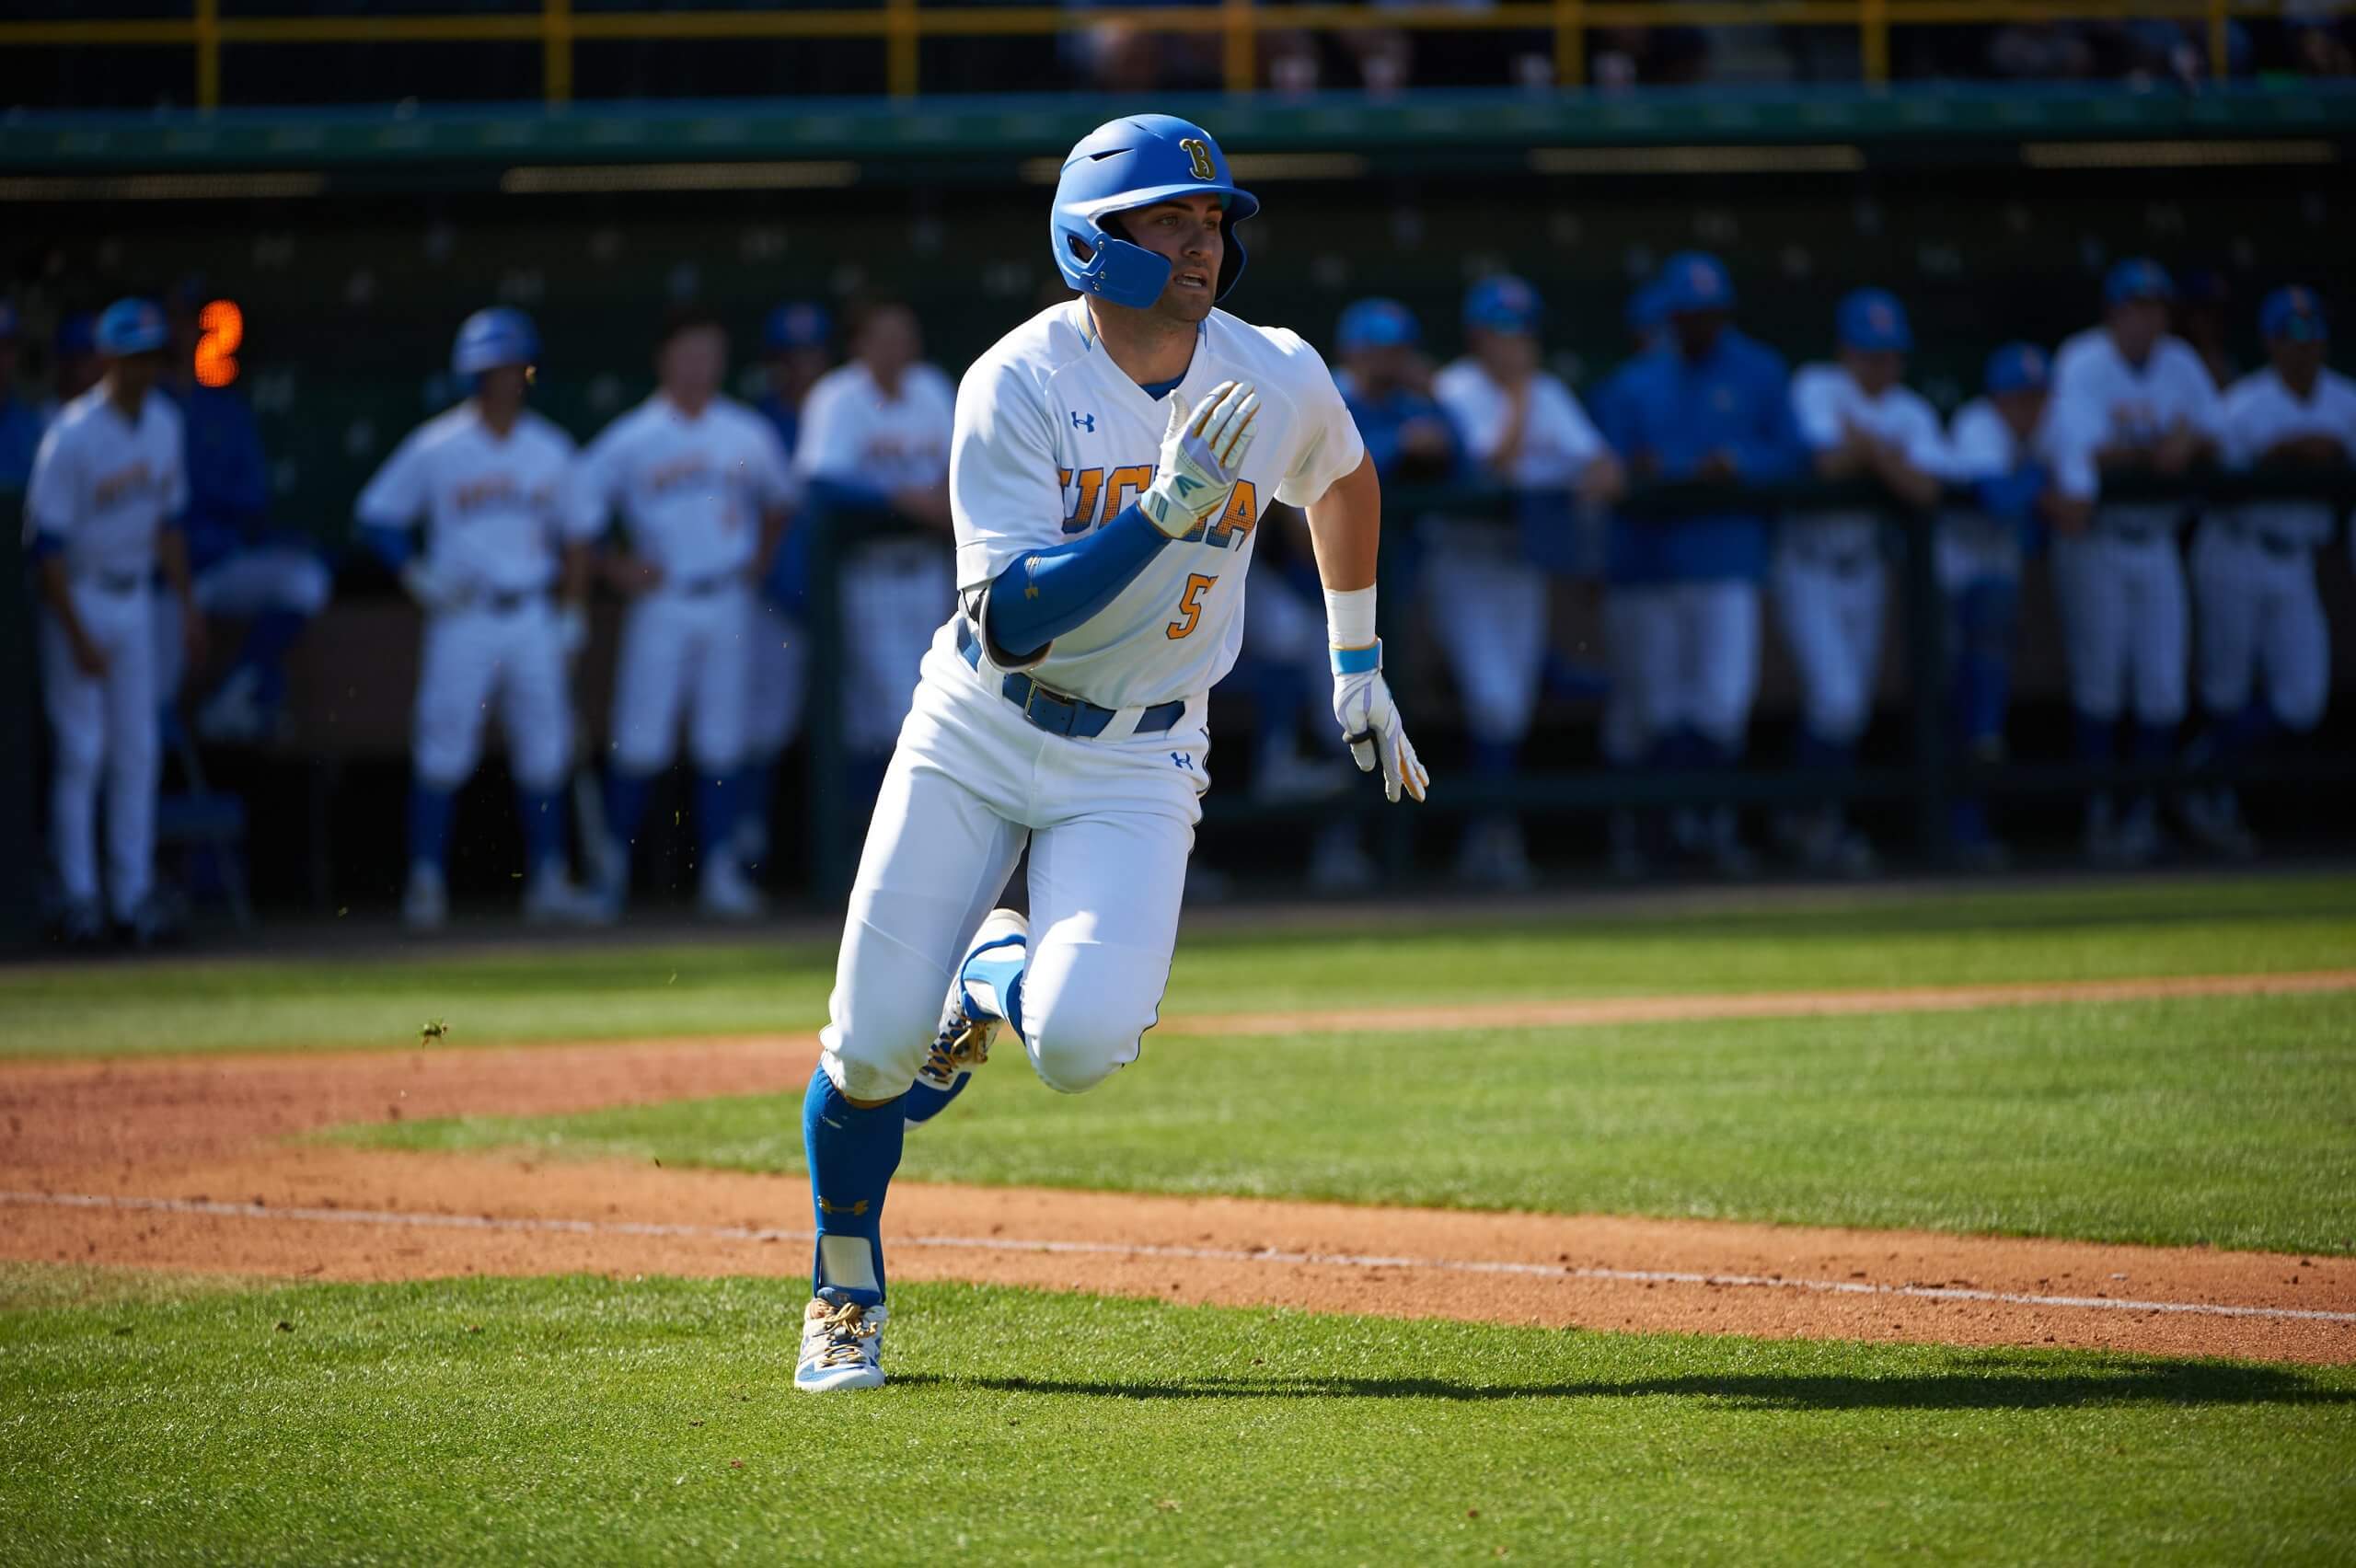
[1166,572,1217,640]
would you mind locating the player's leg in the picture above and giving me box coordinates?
[2263,552,2328,738]
[1769,549,1855,866]
[2180,523,2264,855]
[1598,586,1657,878]
[1425,542,1543,885]
[1686,578,1762,876]
[1947,571,2020,863]
[37,600,109,939]
[2053,534,2128,859]
[2120,536,2189,860]
[500,604,603,924]
[191,547,332,743]
[404,609,499,928]
[735,597,807,868]
[597,593,692,909]
[94,585,161,935]
[687,585,762,917]
[839,556,950,804]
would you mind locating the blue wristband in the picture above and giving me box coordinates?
[1330,640,1382,675]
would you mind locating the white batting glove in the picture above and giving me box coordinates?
[1140,379,1261,540]
[1331,640,1429,804]
[399,560,472,615]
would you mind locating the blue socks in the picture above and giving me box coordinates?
[803,1067,905,1306]
[408,780,455,872]
[605,769,654,846]
[1793,727,1850,773]
[516,786,567,881]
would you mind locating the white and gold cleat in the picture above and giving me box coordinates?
[794,1288,889,1393]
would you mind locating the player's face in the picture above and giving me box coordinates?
[2107,299,2166,363]
[1672,309,1727,360]
[1992,386,2048,444]
[2268,334,2327,389]
[106,351,163,404]
[1125,196,1226,324]
[659,324,727,408]
[857,307,920,381]
[1470,327,1538,384]
[770,345,831,406]
[1842,347,1903,396]
[1345,342,1411,393]
[475,363,529,419]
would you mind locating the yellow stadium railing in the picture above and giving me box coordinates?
[0,0,2255,109]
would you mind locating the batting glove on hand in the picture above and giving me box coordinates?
[1331,640,1430,804]
[399,560,472,615]
[1140,380,1260,540]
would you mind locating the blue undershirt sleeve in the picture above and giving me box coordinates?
[982,503,1172,662]
[360,520,414,572]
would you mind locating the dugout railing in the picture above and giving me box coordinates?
[798,466,2356,896]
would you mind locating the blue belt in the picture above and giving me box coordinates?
[483,588,544,614]
[959,629,1184,739]
[89,571,144,594]
[676,572,737,596]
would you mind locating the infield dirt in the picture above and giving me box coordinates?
[5,971,2351,1364]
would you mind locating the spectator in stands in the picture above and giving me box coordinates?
[0,303,41,490]
[793,300,957,799]
[736,300,835,872]
[153,280,332,744]
[1062,0,1223,92]
[1594,281,1670,879]
[1431,276,1622,888]
[2048,258,2221,866]
[1773,287,1946,877]
[1940,344,2094,869]
[2183,285,2356,856]
[1597,252,1801,877]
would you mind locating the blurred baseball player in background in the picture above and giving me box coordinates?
[736,301,836,870]
[573,305,797,920]
[149,280,334,744]
[1941,344,2094,867]
[1431,276,1622,888]
[793,114,1425,1392]
[2049,259,2220,866]
[1598,251,1801,877]
[2182,285,2355,856]
[26,299,202,946]
[793,300,958,793]
[0,303,42,489]
[1594,281,1670,878]
[1773,287,1946,876]
[357,307,607,930]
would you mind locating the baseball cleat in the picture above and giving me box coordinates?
[794,1289,888,1392]
[697,858,768,921]
[521,869,613,928]
[401,863,448,933]
[907,907,1028,1127]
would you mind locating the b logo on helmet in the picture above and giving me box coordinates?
[1180,137,1216,181]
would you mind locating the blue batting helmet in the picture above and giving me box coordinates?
[1336,297,1419,355]
[96,298,168,356]
[763,301,832,354]
[1656,251,1736,316]
[452,306,540,378]
[1836,288,1912,353]
[2259,285,2327,343]
[1984,342,2050,397]
[2103,258,2174,308]
[1464,275,1542,335]
[1050,115,1259,311]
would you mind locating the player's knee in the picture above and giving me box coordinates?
[50,726,103,778]
[820,1023,923,1104]
[1022,994,1148,1096]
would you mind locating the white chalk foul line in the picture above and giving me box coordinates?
[7,1189,2353,1327]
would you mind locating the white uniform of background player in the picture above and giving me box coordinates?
[2182,284,2356,853]
[357,307,606,929]
[791,117,1426,1395]
[1776,288,1946,873]
[1429,275,1619,888]
[793,305,959,762]
[2048,259,2222,863]
[26,299,200,944]
[572,307,797,918]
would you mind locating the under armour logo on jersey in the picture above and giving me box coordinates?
[1171,752,1188,769]
[1071,410,1096,432]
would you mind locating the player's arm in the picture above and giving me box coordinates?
[1865,411,1945,511]
[1305,448,1429,804]
[26,431,105,674]
[1719,357,1806,482]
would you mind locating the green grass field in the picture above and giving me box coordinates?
[5,1270,2351,1566]
[6,875,2354,1563]
[4,875,2353,1059]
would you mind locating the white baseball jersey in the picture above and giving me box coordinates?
[1786,363,1948,555]
[1430,361,1605,488]
[795,360,957,492]
[2216,364,2356,548]
[2050,329,2222,533]
[1944,397,2098,497]
[952,301,1366,710]
[26,386,187,578]
[572,393,797,581]
[356,402,579,594]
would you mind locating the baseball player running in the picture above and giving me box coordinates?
[2182,285,2355,855]
[357,307,607,930]
[1774,287,1946,876]
[2049,259,2221,866]
[26,299,203,946]
[793,115,1426,1392]
[1430,276,1622,888]
[573,306,797,919]
[1941,344,2096,866]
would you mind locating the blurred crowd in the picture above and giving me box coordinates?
[8,251,2354,945]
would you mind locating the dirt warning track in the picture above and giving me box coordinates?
[4,968,2351,1364]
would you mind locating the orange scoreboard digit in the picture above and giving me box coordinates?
[194,298,243,388]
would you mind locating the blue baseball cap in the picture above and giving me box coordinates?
[1463,275,1542,335]
[1836,287,1912,353]
[2103,258,2175,307]
[1336,297,1420,354]
[2259,285,2328,343]
[1984,342,2051,397]
[763,301,832,354]
[1625,282,1669,334]
[55,313,97,358]
[96,297,168,357]
[1655,251,1735,316]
